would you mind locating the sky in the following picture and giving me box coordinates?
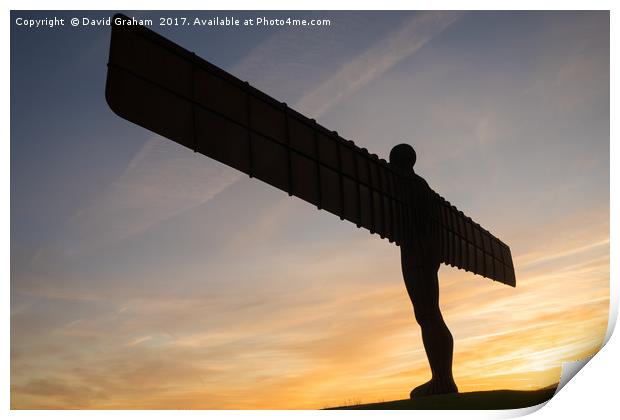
[10,10,609,409]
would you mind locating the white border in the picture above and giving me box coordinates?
[4,1,616,419]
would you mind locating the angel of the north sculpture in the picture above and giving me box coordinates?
[105,14,516,398]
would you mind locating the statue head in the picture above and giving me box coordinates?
[389,143,417,171]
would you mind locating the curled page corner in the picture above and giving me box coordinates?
[554,354,595,396]
[603,280,618,346]
[552,292,617,397]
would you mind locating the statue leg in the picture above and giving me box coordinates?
[401,247,458,398]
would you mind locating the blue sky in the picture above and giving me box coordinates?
[11,10,609,408]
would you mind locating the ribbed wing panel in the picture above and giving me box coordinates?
[432,193,516,286]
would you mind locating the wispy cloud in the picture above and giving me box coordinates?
[517,238,609,269]
[11,257,608,408]
[52,139,239,258]
[126,335,152,347]
[295,11,463,117]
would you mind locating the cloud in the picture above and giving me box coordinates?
[126,335,152,347]
[295,11,464,118]
[517,238,609,269]
[49,138,239,259]
[11,260,608,408]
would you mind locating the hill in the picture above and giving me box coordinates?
[328,385,558,410]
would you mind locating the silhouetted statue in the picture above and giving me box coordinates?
[390,144,458,397]
[105,14,516,400]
